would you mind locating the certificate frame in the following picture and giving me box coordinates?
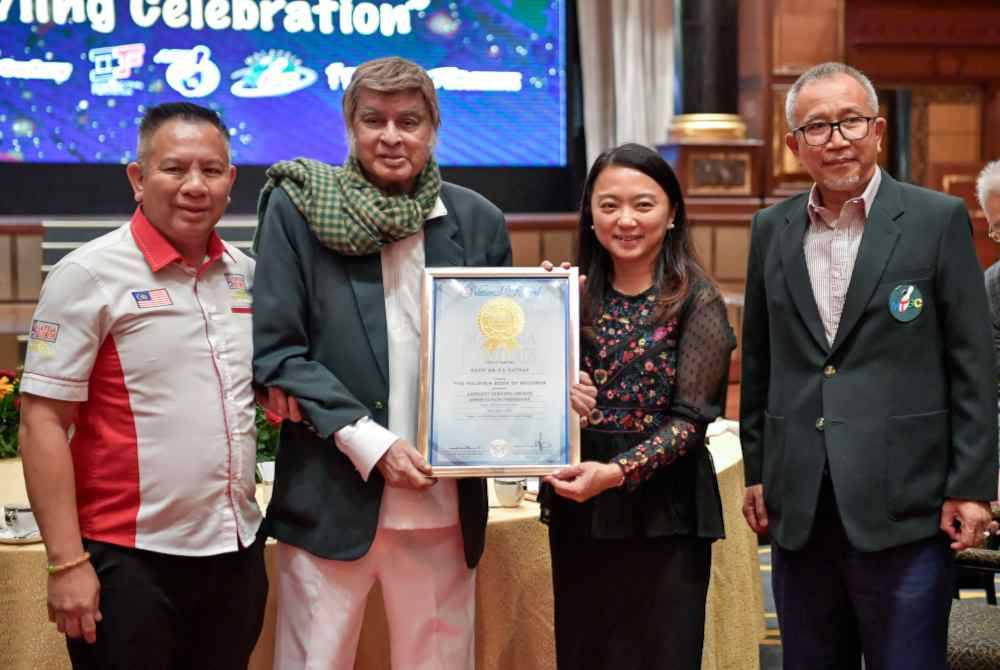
[417,267,581,477]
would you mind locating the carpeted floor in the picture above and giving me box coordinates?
[756,544,1000,669]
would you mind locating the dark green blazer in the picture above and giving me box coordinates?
[740,172,998,552]
[253,182,512,567]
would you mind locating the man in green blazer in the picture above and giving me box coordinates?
[253,57,511,669]
[740,62,997,670]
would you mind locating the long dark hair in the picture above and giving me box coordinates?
[577,143,708,325]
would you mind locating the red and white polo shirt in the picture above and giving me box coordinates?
[21,208,261,556]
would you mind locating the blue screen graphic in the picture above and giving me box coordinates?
[0,0,566,166]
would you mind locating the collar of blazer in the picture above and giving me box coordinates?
[778,172,906,356]
[345,189,465,385]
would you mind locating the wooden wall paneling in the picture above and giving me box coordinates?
[505,213,577,267]
[15,235,42,301]
[509,231,541,267]
[909,86,983,187]
[541,231,576,267]
[0,222,43,303]
[846,47,993,83]
[686,198,761,291]
[770,85,813,196]
[927,102,981,164]
[714,227,752,283]
[0,335,20,371]
[724,296,744,384]
[927,161,996,269]
[0,236,12,301]
[689,225,715,274]
[772,0,844,75]
[845,1,1000,82]
[986,84,1000,162]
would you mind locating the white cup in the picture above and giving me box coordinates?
[3,504,38,537]
[494,478,526,508]
[256,462,276,509]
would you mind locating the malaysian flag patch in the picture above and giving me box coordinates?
[132,289,173,309]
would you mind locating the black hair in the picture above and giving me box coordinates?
[136,102,230,163]
[577,142,709,324]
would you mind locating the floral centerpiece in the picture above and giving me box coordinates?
[0,366,281,462]
[255,404,282,462]
[0,368,20,459]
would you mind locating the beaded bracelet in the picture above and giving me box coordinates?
[47,552,91,576]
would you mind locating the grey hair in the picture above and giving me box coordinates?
[342,56,440,154]
[784,62,879,129]
[977,160,1000,209]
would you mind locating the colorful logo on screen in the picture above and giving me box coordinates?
[231,50,316,98]
[88,43,145,96]
[154,46,220,98]
[0,58,73,85]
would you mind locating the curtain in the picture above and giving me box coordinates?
[576,0,675,169]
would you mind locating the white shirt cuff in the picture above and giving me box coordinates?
[334,416,398,481]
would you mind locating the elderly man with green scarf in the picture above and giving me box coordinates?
[252,56,512,669]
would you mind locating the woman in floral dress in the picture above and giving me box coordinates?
[542,143,736,669]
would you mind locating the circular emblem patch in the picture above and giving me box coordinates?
[888,284,924,322]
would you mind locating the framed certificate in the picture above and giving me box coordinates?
[417,267,581,477]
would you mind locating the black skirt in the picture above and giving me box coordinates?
[541,428,726,541]
[548,529,712,670]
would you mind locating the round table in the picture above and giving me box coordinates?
[0,424,763,670]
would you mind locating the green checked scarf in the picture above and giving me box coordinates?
[255,155,442,256]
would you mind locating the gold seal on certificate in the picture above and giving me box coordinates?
[477,297,525,352]
[417,267,582,477]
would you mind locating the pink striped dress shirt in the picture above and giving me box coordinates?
[803,168,883,345]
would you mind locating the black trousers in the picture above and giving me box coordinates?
[549,530,711,670]
[67,534,268,670]
[772,477,954,670]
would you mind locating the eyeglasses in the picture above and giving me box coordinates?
[793,116,875,146]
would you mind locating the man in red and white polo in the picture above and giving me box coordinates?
[19,102,268,670]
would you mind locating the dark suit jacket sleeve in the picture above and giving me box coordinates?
[447,183,512,268]
[492,213,513,267]
[936,200,999,500]
[252,187,370,438]
[985,263,1000,383]
[740,211,770,487]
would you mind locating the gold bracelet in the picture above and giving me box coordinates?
[47,552,91,576]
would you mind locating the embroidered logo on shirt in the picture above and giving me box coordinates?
[226,273,253,313]
[30,319,60,342]
[27,340,54,357]
[132,289,173,309]
[888,284,924,323]
[225,273,247,290]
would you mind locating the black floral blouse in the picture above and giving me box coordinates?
[585,282,735,491]
[541,280,735,540]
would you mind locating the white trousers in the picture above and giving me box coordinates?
[273,525,476,670]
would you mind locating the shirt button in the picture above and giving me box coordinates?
[374,400,385,410]
[815,417,826,431]
[823,365,837,378]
